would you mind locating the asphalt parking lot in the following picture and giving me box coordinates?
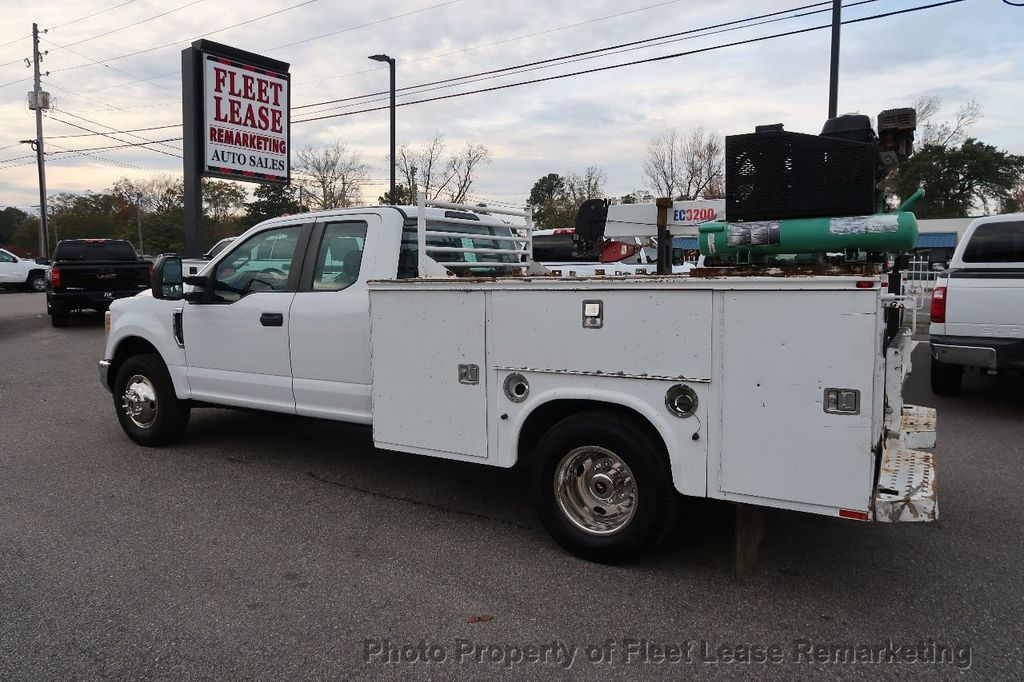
[1,291,1021,679]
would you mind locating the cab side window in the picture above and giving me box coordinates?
[212,225,300,302]
[0,250,15,263]
[312,222,368,291]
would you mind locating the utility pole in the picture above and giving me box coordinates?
[136,192,145,255]
[30,23,51,257]
[827,0,841,118]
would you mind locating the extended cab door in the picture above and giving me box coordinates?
[289,212,398,422]
[182,221,311,413]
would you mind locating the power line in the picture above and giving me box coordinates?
[46,140,165,172]
[45,123,183,139]
[45,0,205,52]
[41,37,173,93]
[50,107,183,152]
[294,0,686,88]
[45,112,183,158]
[48,0,320,75]
[294,0,874,114]
[0,1,140,56]
[267,0,463,51]
[50,0,468,95]
[293,0,967,124]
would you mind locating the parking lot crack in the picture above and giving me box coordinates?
[305,471,535,532]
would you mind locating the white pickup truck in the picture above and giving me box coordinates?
[0,248,47,292]
[100,197,938,562]
[929,213,1024,394]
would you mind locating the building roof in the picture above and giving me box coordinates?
[915,232,958,249]
[673,237,699,249]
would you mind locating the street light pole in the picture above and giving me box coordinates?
[827,0,841,118]
[369,54,396,203]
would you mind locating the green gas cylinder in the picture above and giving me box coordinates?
[698,211,918,263]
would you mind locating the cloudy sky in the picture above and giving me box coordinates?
[0,0,1019,212]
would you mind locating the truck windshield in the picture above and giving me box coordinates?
[962,221,1024,263]
[398,221,520,278]
[53,240,139,261]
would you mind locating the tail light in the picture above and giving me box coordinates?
[930,286,947,323]
[50,266,61,288]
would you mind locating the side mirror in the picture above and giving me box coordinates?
[151,254,184,301]
[35,257,50,265]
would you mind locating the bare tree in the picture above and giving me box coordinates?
[643,129,682,198]
[295,142,369,209]
[563,166,607,206]
[643,127,724,200]
[912,95,982,148]
[391,132,492,203]
[444,142,492,203]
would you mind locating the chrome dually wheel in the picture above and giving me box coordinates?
[122,374,159,429]
[555,446,637,535]
[112,353,190,446]
[531,411,678,563]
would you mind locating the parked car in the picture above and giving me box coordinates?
[183,236,238,276]
[47,239,152,327]
[0,248,48,292]
[929,213,1024,394]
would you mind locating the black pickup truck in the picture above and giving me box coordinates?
[47,239,151,327]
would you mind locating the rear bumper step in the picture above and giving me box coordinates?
[874,446,937,522]
[874,404,938,523]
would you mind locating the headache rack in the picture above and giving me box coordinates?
[415,193,535,278]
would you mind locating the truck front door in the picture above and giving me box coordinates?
[182,222,311,413]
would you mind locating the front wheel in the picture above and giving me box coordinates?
[112,353,190,446]
[530,411,678,563]
[27,273,46,292]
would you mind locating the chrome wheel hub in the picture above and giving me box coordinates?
[122,375,158,429]
[554,446,637,536]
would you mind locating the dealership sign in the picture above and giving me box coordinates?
[184,40,290,185]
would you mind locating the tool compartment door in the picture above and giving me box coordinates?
[370,289,489,459]
[715,289,878,510]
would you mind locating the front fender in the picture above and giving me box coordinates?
[106,296,191,399]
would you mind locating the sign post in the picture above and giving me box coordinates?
[181,40,290,258]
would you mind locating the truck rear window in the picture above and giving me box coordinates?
[54,240,139,261]
[962,221,1024,263]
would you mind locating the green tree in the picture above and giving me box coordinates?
[246,183,305,226]
[378,184,417,205]
[891,139,1024,218]
[0,206,28,244]
[528,173,565,226]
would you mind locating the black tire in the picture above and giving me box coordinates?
[112,353,191,446]
[50,303,69,328]
[930,356,963,395]
[529,411,678,563]
[27,272,46,292]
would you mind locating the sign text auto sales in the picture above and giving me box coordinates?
[203,55,289,182]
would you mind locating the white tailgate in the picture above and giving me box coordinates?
[716,290,878,511]
[945,276,1024,338]
[370,290,488,458]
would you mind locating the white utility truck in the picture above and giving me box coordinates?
[100,192,938,563]
[929,213,1024,394]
